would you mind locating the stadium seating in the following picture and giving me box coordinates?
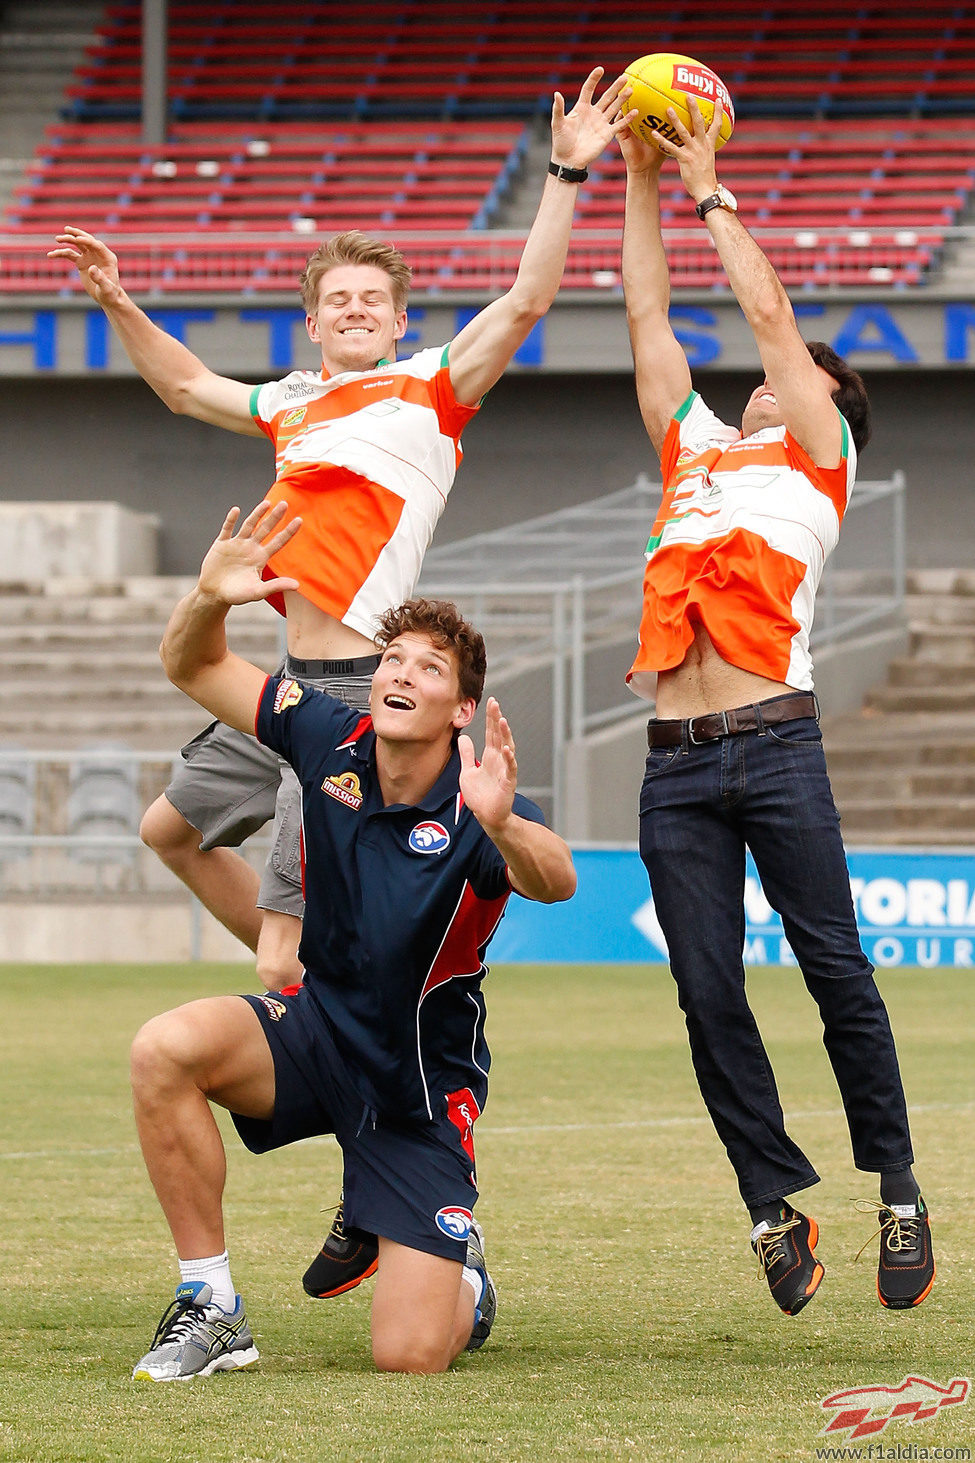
[0,755,35,863]
[2,0,974,293]
[4,120,528,235]
[66,744,141,870]
[63,0,975,121]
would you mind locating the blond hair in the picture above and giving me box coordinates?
[299,230,412,315]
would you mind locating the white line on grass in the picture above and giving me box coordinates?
[2,1100,973,1162]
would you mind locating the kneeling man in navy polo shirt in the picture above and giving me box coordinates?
[130,499,577,1381]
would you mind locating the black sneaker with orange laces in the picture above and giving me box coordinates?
[302,1201,379,1299]
[750,1204,825,1316]
[858,1195,935,1309]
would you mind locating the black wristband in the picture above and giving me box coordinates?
[548,160,589,183]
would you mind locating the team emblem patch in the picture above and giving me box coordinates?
[409,821,450,854]
[273,679,304,714]
[281,406,307,429]
[257,996,287,1021]
[322,770,363,810]
[435,1206,473,1242]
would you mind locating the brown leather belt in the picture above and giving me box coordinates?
[646,692,819,748]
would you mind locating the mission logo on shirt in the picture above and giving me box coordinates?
[273,679,304,713]
[322,771,363,811]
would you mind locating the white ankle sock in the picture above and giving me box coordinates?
[461,1265,484,1309]
[178,1250,235,1313]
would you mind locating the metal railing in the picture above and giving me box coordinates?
[0,472,906,883]
[2,226,970,295]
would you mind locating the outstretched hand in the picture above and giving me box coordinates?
[551,67,639,171]
[651,96,723,200]
[198,500,301,607]
[47,226,125,306]
[614,82,667,176]
[457,697,518,834]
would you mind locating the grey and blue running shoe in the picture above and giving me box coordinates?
[464,1220,498,1351]
[132,1281,259,1382]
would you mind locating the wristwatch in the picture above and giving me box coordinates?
[695,183,738,220]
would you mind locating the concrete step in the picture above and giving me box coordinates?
[0,639,282,675]
[903,594,975,627]
[830,767,975,800]
[0,584,274,626]
[0,675,198,708]
[834,798,975,833]
[884,657,975,688]
[0,673,216,703]
[863,684,975,714]
[905,569,975,596]
[827,740,975,773]
[833,826,975,848]
[0,609,279,643]
[0,706,208,751]
[908,624,975,661]
[822,711,975,769]
[0,598,169,629]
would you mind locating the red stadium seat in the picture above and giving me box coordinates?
[3,1,973,293]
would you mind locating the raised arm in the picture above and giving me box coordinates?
[457,698,577,903]
[161,500,301,731]
[48,227,262,434]
[445,69,636,406]
[620,122,694,457]
[659,101,843,466]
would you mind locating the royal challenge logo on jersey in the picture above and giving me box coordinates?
[409,821,450,854]
[272,679,304,714]
[322,770,363,811]
[283,380,316,401]
[434,1206,473,1242]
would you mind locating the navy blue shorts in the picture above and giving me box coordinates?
[233,990,480,1262]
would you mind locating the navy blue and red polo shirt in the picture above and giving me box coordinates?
[255,674,545,1126]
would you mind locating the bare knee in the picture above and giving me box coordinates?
[130,1011,193,1104]
[140,794,200,861]
[372,1335,453,1374]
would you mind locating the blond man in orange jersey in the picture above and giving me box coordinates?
[50,69,635,995]
[619,94,933,1317]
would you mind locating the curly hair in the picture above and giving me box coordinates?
[806,340,872,454]
[375,599,487,706]
[299,230,412,315]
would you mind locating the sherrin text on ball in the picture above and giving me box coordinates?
[624,52,734,150]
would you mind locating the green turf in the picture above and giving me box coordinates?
[0,962,973,1462]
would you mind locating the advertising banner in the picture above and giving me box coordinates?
[491,848,975,968]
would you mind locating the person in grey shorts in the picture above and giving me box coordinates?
[168,653,379,932]
[52,72,633,993]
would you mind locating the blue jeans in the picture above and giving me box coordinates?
[638,713,914,1208]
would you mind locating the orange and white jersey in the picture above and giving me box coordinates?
[249,345,478,639]
[627,390,857,700]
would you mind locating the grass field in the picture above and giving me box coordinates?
[1,961,973,1462]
